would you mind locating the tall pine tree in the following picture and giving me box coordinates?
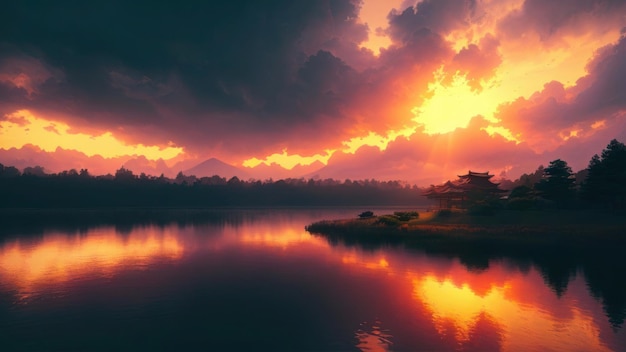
[582,139,626,208]
[535,159,575,206]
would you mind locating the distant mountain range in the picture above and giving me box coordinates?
[184,158,250,179]
[0,145,327,181]
[183,158,326,180]
[0,145,432,184]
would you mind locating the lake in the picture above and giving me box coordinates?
[1,208,625,351]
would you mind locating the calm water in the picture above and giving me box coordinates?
[1,208,625,351]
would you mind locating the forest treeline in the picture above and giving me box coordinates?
[500,139,626,210]
[0,165,426,208]
[1,139,624,209]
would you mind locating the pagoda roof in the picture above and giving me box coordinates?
[458,170,494,179]
[422,170,506,198]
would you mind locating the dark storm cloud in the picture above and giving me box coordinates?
[387,0,476,42]
[1,0,476,158]
[574,37,626,116]
[0,0,374,152]
[272,50,359,118]
[3,1,311,106]
[498,0,626,43]
[0,50,63,116]
[0,82,28,117]
[298,0,375,71]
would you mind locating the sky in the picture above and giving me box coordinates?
[2,0,626,184]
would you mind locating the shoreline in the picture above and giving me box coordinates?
[305,209,626,251]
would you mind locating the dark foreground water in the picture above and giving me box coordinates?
[1,208,625,351]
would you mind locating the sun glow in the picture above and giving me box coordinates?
[412,71,501,134]
[239,3,624,174]
[0,110,184,160]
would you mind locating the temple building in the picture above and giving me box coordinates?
[422,171,507,208]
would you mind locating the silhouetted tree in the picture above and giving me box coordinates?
[506,185,538,210]
[517,165,544,188]
[535,159,575,206]
[175,171,196,185]
[509,185,532,199]
[197,175,227,185]
[582,139,626,208]
[227,176,242,186]
[59,169,79,178]
[115,167,135,181]
[0,162,426,207]
[0,163,21,178]
[23,166,46,177]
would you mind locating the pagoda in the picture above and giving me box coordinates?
[422,171,506,208]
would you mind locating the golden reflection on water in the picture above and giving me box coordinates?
[0,226,183,296]
[342,250,613,352]
[235,224,325,249]
[0,217,620,351]
[355,319,393,352]
[342,254,390,271]
[415,275,610,351]
[239,230,317,248]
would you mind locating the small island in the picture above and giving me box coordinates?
[306,140,626,254]
[305,208,626,252]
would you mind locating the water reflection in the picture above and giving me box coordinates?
[236,224,323,248]
[355,319,393,352]
[0,209,624,351]
[0,226,183,299]
[416,275,609,351]
[336,247,624,351]
[318,227,626,331]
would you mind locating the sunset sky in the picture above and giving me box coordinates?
[2,0,626,184]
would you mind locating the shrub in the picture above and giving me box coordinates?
[393,211,419,221]
[358,211,374,218]
[376,215,401,226]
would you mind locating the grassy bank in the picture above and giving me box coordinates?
[305,209,626,250]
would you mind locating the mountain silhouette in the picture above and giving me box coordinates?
[245,160,325,180]
[184,158,250,179]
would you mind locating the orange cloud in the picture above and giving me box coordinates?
[2,0,626,183]
[314,116,538,185]
[358,0,406,55]
[0,110,184,160]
